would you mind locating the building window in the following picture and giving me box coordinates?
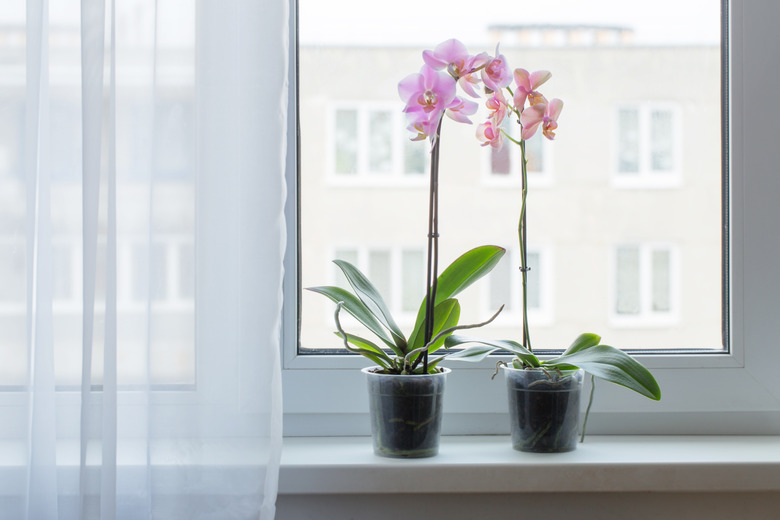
[332,246,425,320]
[612,243,678,325]
[486,118,551,185]
[330,105,427,181]
[487,246,553,325]
[614,104,681,187]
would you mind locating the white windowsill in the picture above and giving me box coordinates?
[279,435,780,495]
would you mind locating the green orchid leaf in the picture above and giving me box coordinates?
[405,298,462,367]
[336,331,390,357]
[333,259,408,352]
[336,332,395,369]
[561,332,602,356]
[410,356,445,374]
[544,345,661,400]
[408,245,505,350]
[422,298,461,355]
[306,285,403,356]
[445,335,541,367]
[444,345,497,363]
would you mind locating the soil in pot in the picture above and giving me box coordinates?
[363,367,449,458]
[505,367,584,453]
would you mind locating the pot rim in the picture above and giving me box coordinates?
[361,366,452,377]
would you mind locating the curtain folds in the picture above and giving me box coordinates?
[4,0,287,518]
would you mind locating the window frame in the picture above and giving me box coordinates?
[482,126,554,188]
[483,244,554,327]
[325,101,429,186]
[612,102,683,189]
[608,242,680,327]
[327,244,427,325]
[283,0,780,437]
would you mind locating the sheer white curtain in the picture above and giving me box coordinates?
[2,0,286,518]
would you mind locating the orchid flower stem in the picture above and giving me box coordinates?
[519,139,532,352]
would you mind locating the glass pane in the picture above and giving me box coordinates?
[334,109,358,175]
[368,250,392,307]
[404,137,426,175]
[491,145,511,175]
[401,250,424,312]
[368,110,392,174]
[491,118,512,175]
[651,109,674,172]
[526,251,540,309]
[299,0,722,352]
[525,132,544,173]
[616,247,640,315]
[334,248,359,288]
[490,253,512,311]
[652,249,671,312]
[618,108,640,174]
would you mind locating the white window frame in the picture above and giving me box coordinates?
[325,245,426,327]
[482,125,554,188]
[283,0,780,437]
[483,245,554,327]
[612,102,683,189]
[326,102,429,186]
[609,242,680,327]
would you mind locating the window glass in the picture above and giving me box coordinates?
[403,137,426,175]
[651,109,674,172]
[613,243,676,323]
[616,246,640,315]
[401,250,425,313]
[368,110,393,174]
[298,0,722,352]
[651,249,671,312]
[489,119,545,177]
[334,109,359,175]
[617,108,640,174]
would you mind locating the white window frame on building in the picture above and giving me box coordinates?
[483,119,554,187]
[484,245,554,327]
[327,102,429,185]
[612,102,682,188]
[329,245,426,326]
[609,243,679,327]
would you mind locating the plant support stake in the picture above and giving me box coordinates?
[420,120,443,373]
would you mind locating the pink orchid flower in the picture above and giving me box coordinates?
[476,117,504,148]
[406,113,441,142]
[485,88,508,126]
[398,64,457,138]
[482,45,512,92]
[457,53,491,97]
[520,98,564,141]
[445,96,479,124]
[422,38,474,79]
[513,68,552,109]
[423,39,490,97]
[399,64,456,117]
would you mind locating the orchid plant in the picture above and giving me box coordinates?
[397,38,661,413]
[307,40,513,375]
